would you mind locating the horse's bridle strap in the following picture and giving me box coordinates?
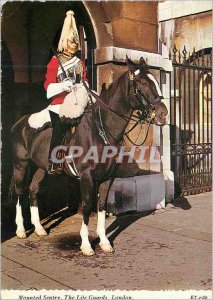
[129,72,163,110]
[82,80,138,123]
[83,74,161,146]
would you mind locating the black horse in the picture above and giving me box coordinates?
[10,57,168,255]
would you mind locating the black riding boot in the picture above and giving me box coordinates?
[48,111,67,174]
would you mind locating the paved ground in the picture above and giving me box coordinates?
[1,192,212,291]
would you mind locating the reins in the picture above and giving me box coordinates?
[82,73,159,146]
[82,80,139,123]
[124,122,152,146]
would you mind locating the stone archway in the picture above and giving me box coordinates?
[2,1,97,86]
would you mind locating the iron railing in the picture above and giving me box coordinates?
[169,45,212,196]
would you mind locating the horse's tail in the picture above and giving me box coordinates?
[8,174,15,203]
[10,114,32,199]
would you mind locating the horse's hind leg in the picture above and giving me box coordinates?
[15,197,26,238]
[29,169,47,236]
[97,181,114,253]
[13,161,28,238]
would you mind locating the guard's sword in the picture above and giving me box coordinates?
[44,32,68,80]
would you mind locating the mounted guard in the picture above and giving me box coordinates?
[28,10,89,174]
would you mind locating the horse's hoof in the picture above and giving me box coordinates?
[16,230,27,239]
[80,245,95,256]
[35,227,47,236]
[99,242,114,253]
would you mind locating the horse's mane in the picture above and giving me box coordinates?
[100,71,128,104]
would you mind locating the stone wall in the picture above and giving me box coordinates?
[159,1,212,53]
[159,0,212,21]
[85,1,158,52]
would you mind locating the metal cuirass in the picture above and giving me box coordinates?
[56,56,83,84]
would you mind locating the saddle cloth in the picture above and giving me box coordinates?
[28,85,97,130]
[28,105,52,130]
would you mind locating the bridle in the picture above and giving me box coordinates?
[82,70,163,146]
[128,71,163,123]
[124,71,163,146]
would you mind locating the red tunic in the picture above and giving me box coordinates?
[44,56,87,105]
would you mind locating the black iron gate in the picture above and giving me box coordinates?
[170,45,212,196]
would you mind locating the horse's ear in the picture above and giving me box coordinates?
[139,56,149,71]
[140,56,149,66]
[126,55,137,73]
[139,57,146,65]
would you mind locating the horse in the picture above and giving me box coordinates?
[10,57,168,255]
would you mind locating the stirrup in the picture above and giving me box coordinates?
[47,160,63,175]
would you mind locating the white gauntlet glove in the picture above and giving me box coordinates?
[47,80,73,99]
[62,80,74,92]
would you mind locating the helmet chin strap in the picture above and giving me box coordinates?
[62,51,75,58]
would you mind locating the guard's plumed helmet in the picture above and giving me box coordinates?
[58,10,80,52]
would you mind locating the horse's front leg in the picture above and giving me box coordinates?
[97,181,114,253]
[80,171,95,256]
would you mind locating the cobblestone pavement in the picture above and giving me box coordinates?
[1,192,212,291]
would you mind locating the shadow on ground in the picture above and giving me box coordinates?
[171,196,191,210]
[2,182,191,245]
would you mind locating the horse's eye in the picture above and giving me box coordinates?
[142,82,148,86]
